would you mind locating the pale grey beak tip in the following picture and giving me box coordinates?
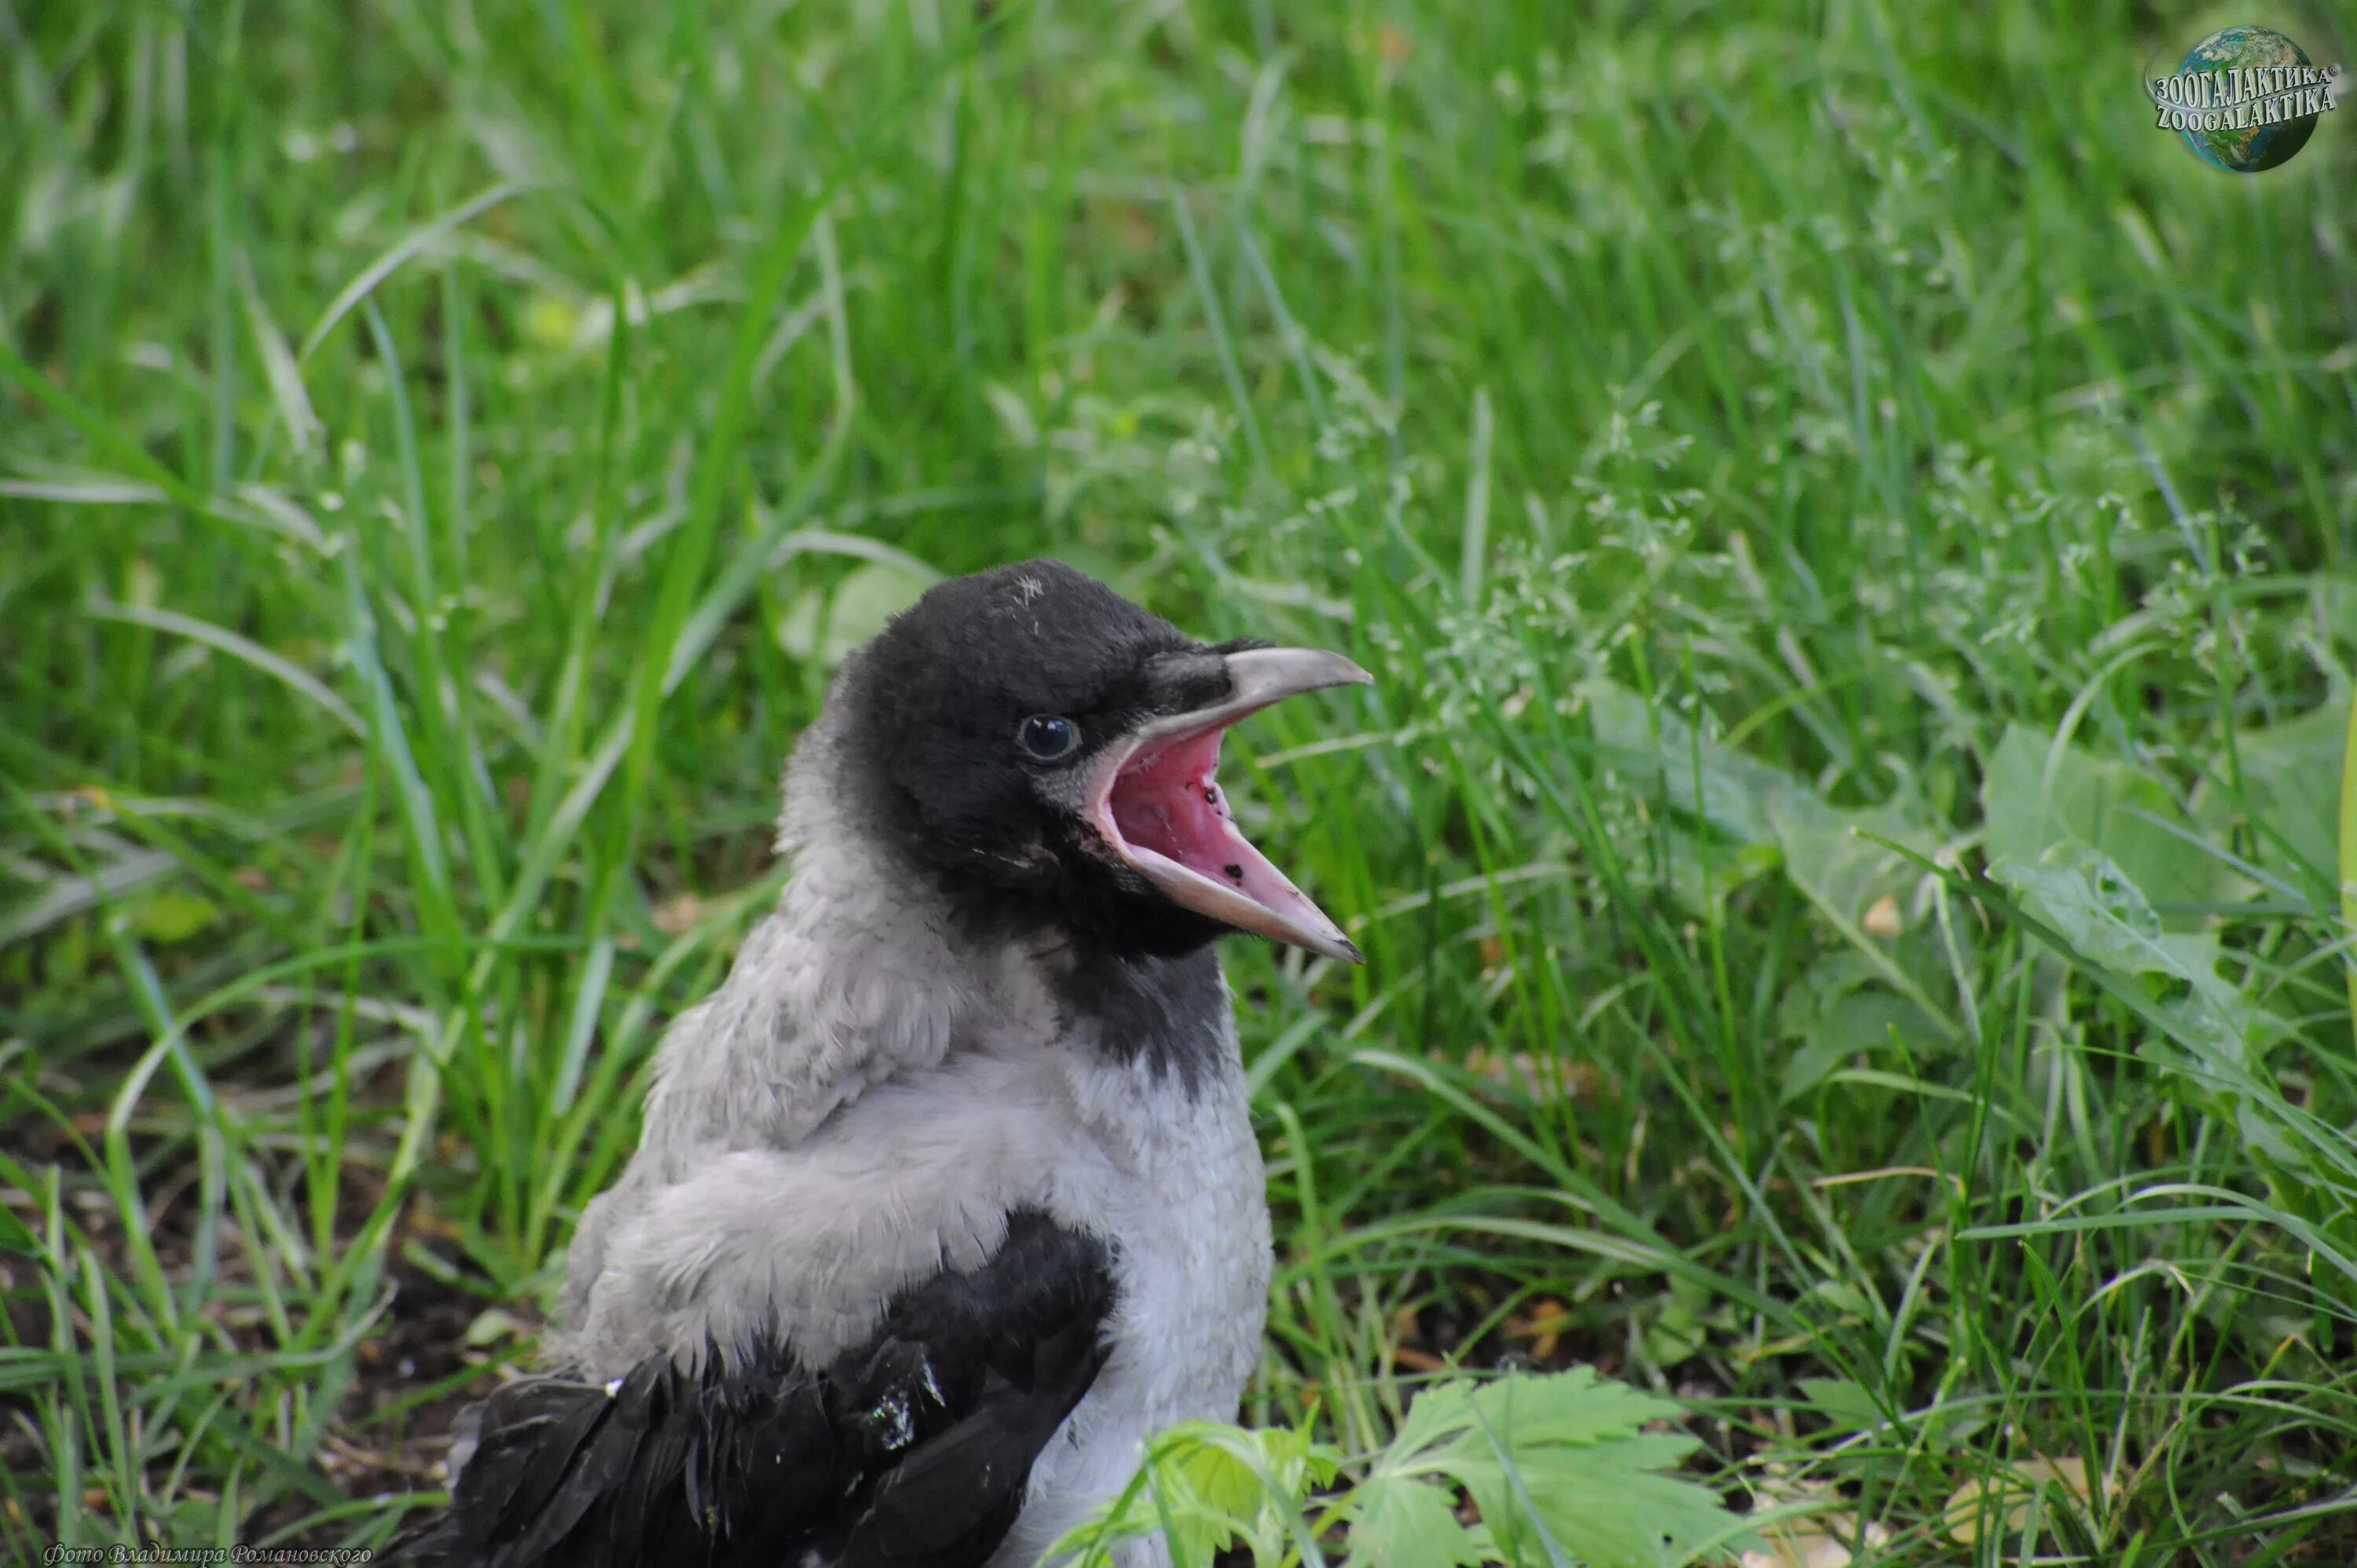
[1221,646,1376,705]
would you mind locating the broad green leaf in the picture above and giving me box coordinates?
[1058,1362,1743,1568]
[1173,1437,1264,1521]
[1989,845,2291,1157]
[1776,953,1948,1101]
[1043,1420,1339,1568]
[1767,797,1926,932]
[1780,991,1940,1100]
[1391,1371,1749,1566]
[1800,1278,1875,1320]
[2190,698,2346,884]
[130,888,222,945]
[1642,1297,1707,1368]
[1797,1377,1884,1433]
[1583,679,1963,1021]
[1582,678,1794,848]
[1350,1476,1485,1568]
[1452,1442,1734,1568]
[1466,1364,1684,1445]
[1989,844,2166,976]
[1659,833,1783,917]
[463,1307,526,1348]
[2146,993,2298,1164]
[1766,796,1957,1040]
[1986,844,2236,1012]
[775,559,936,667]
[1982,724,2223,921]
[1386,1376,1478,1460]
[1584,672,1799,926]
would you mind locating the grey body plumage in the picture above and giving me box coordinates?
[401,561,1368,1568]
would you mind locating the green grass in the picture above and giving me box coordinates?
[5,0,2356,1561]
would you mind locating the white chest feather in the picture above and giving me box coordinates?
[1001,1053,1272,1568]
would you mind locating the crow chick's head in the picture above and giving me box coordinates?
[834,559,1368,964]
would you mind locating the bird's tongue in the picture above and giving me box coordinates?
[1105,726,1352,958]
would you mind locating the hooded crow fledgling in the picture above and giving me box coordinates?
[399,560,1369,1568]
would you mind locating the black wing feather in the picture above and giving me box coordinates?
[447,1380,609,1530]
[394,1210,1116,1568]
[838,1316,1110,1566]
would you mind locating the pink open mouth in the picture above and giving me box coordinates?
[1086,647,1368,964]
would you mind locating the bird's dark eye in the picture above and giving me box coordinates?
[1017,714,1081,761]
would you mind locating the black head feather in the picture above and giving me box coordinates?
[834,559,1239,959]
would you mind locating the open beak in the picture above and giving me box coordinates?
[1086,647,1372,964]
